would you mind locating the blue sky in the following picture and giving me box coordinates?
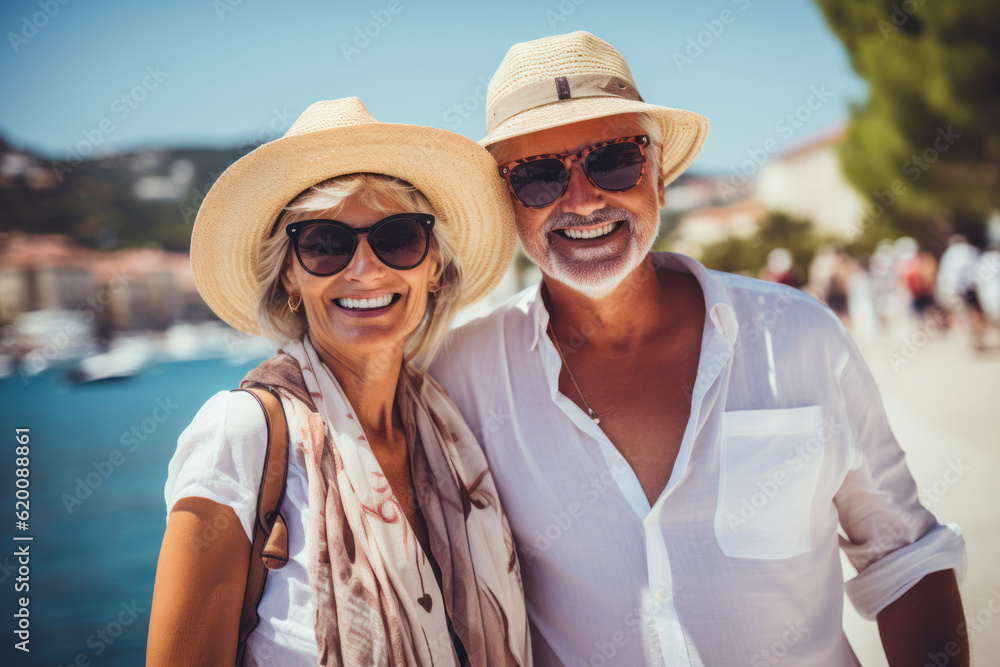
[0,0,867,173]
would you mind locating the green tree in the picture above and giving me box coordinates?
[814,0,1000,247]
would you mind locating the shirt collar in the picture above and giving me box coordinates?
[528,251,739,351]
[529,283,547,351]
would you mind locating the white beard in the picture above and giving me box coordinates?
[545,238,648,299]
[536,214,660,299]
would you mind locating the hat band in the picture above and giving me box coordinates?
[486,73,644,134]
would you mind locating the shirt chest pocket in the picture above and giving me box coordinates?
[714,406,826,560]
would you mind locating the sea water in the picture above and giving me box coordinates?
[0,356,268,666]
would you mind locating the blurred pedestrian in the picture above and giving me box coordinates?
[762,247,797,286]
[848,254,880,337]
[902,247,941,323]
[806,244,836,303]
[976,243,1000,326]
[938,235,986,349]
[937,234,979,313]
[869,240,901,332]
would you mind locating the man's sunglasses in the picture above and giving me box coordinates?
[285,213,435,276]
[498,135,649,209]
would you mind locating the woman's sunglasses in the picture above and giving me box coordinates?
[285,213,435,276]
[498,135,649,209]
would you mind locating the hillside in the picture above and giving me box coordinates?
[0,137,247,252]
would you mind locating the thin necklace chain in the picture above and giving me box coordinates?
[547,320,601,425]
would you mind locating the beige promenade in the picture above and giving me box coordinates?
[843,328,1000,666]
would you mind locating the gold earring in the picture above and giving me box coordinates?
[287,294,302,314]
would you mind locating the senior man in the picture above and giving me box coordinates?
[430,31,967,666]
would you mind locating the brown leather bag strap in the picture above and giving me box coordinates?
[231,384,290,666]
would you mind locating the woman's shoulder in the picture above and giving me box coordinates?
[180,389,271,446]
[164,389,272,541]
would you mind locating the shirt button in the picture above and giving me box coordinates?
[656,591,664,601]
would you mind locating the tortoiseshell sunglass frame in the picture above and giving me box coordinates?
[497,134,649,209]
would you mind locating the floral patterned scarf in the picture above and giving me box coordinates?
[241,335,530,666]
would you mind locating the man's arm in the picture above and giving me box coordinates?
[824,317,969,661]
[877,568,968,667]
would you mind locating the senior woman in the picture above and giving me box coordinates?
[148,98,530,666]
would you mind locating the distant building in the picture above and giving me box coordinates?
[0,149,59,190]
[0,234,94,315]
[668,198,768,257]
[666,125,865,254]
[663,173,754,215]
[132,158,196,201]
[0,232,214,332]
[756,126,866,238]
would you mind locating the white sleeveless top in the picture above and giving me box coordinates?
[164,389,319,666]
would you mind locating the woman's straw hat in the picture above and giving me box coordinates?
[190,97,516,336]
[481,31,709,187]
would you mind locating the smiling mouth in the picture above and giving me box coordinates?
[334,293,401,311]
[553,220,625,240]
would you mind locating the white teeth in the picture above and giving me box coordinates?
[336,294,394,310]
[562,222,617,239]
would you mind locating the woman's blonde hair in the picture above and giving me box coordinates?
[253,173,462,367]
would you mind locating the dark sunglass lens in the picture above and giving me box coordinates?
[510,158,568,207]
[298,224,354,274]
[585,142,644,191]
[371,218,427,269]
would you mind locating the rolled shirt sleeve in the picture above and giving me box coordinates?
[832,326,967,620]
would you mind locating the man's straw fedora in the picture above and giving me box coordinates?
[190,97,516,336]
[481,31,709,187]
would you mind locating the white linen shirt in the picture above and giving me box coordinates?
[429,252,966,667]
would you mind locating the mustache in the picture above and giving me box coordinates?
[543,207,634,234]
